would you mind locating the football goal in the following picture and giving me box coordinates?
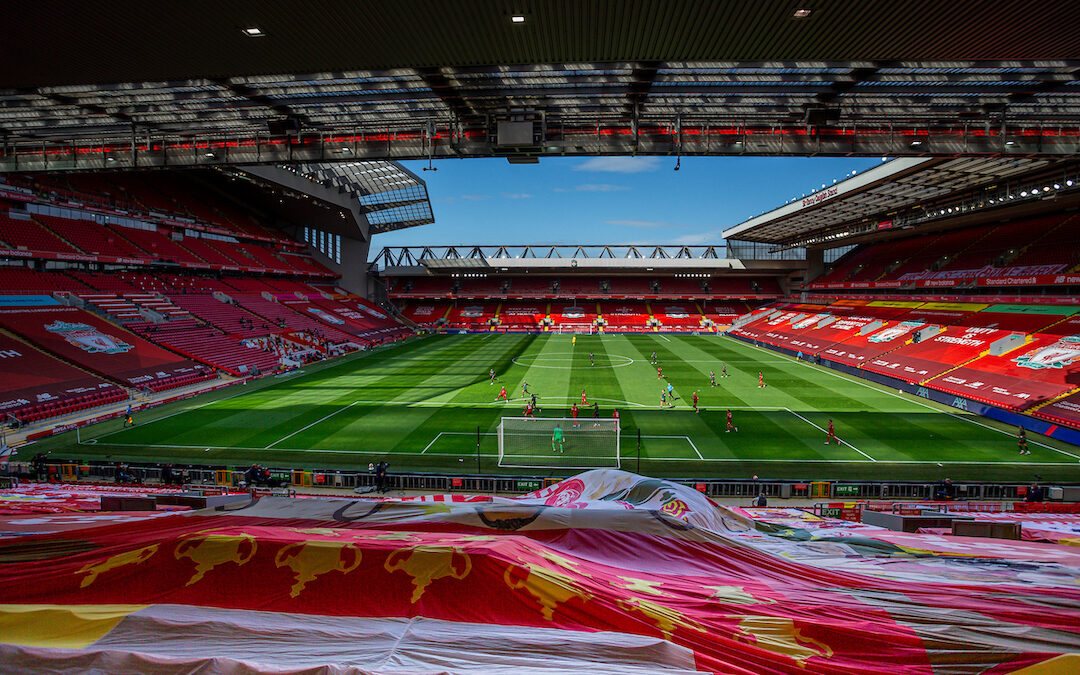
[553,324,595,334]
[497,417,620,469]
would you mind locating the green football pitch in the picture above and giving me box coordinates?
[27,333,1080,482]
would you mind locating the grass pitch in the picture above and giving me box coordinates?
[28,333,1080,482]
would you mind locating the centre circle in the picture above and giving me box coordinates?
[511,353,635,369]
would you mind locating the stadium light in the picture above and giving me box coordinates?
[1068,180,1075,187]
[1020,191,1028,197]
[242,27,265,37]
[511,15,526,23]
[910,140,923,147]
[1054,183,1061,189]
[793,8,812,18]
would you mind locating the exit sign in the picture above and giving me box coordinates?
[516,479,541,491]
[833,485,860,496]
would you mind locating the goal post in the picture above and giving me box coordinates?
[497,417,620,469]
[554,324,594,334]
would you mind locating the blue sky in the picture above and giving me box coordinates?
[374,155,883,255]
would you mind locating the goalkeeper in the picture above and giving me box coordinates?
[552,424,565,454]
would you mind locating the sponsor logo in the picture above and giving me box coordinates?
[412,306,435,316]
[1014,335,1080,370]
[45,320,134,354]
[561,307,586,319]
[460,306,486,318]
[664,306,689,318]
[950,397,969,411]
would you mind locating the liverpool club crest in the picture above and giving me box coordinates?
[45,320,134,354]
[1014,335,1080,370]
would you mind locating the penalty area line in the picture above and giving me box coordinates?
[265,401,359,449]
[784,407,875,462]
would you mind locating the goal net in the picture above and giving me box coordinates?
[498,417,620,469]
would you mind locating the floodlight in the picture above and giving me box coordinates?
[511,15,526,23]
[242,27,265,37]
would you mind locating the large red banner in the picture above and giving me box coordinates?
[0,307,203,387]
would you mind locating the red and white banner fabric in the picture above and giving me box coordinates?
[0,470,1078,673]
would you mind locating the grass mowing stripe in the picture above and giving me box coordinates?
[726,334,1080,459]
[265,401,359,448]
[785,408,875,461]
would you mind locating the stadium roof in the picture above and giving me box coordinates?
[722,156,1071,245]
[287,161,434,234]
[3,2,1080,170]
[372,245,803,274]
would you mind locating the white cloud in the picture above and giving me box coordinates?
[670,230,726,245]
[460,194,492,201]
[573,183,630,192]
[501,192,533,199]
[574,157,662,173]
[605,219,683,229]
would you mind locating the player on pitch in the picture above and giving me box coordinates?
[581,388,588,406]
[709,370,717,387]
[489,368,496,385]
[825,419,836,445]
[612,408,620,429]
[692,390,700,413]
[657,364,663,380]
[552,424,565,454]
[726,409,738,433]
[1018,426,1030,455]
[496,385,509,401]
[758,371,766,388]
[571,402,580,428]
[721,363,728,378]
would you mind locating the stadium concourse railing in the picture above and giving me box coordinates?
[4,461,1066,503]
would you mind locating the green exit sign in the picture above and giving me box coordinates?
[820,508,843,518]
[516,479,542,492]
[833,485,860,496]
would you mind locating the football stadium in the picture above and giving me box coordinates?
[2,2,1080,673]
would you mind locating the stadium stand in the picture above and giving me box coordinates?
[0,307,210,391]
[35,214,147,258]
[731,298,1080,424]
[497,301,545,329]
[0,333,127,425]
[0,212,79,254]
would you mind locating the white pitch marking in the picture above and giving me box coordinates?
[727,335,1080,460]
[94,442,1079,466]
[265,401,359,448]
[784,407,875,461]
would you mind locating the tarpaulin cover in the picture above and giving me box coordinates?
[0,470,1078,674]
[0,333,117,413]
[862,325,1012,383]
[0,307,203,386]
[927,331,1080,410]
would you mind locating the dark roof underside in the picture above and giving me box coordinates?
[5,0,1080,89]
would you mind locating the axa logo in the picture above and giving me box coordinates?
[916,387,930,399]
[951,397,969,411]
